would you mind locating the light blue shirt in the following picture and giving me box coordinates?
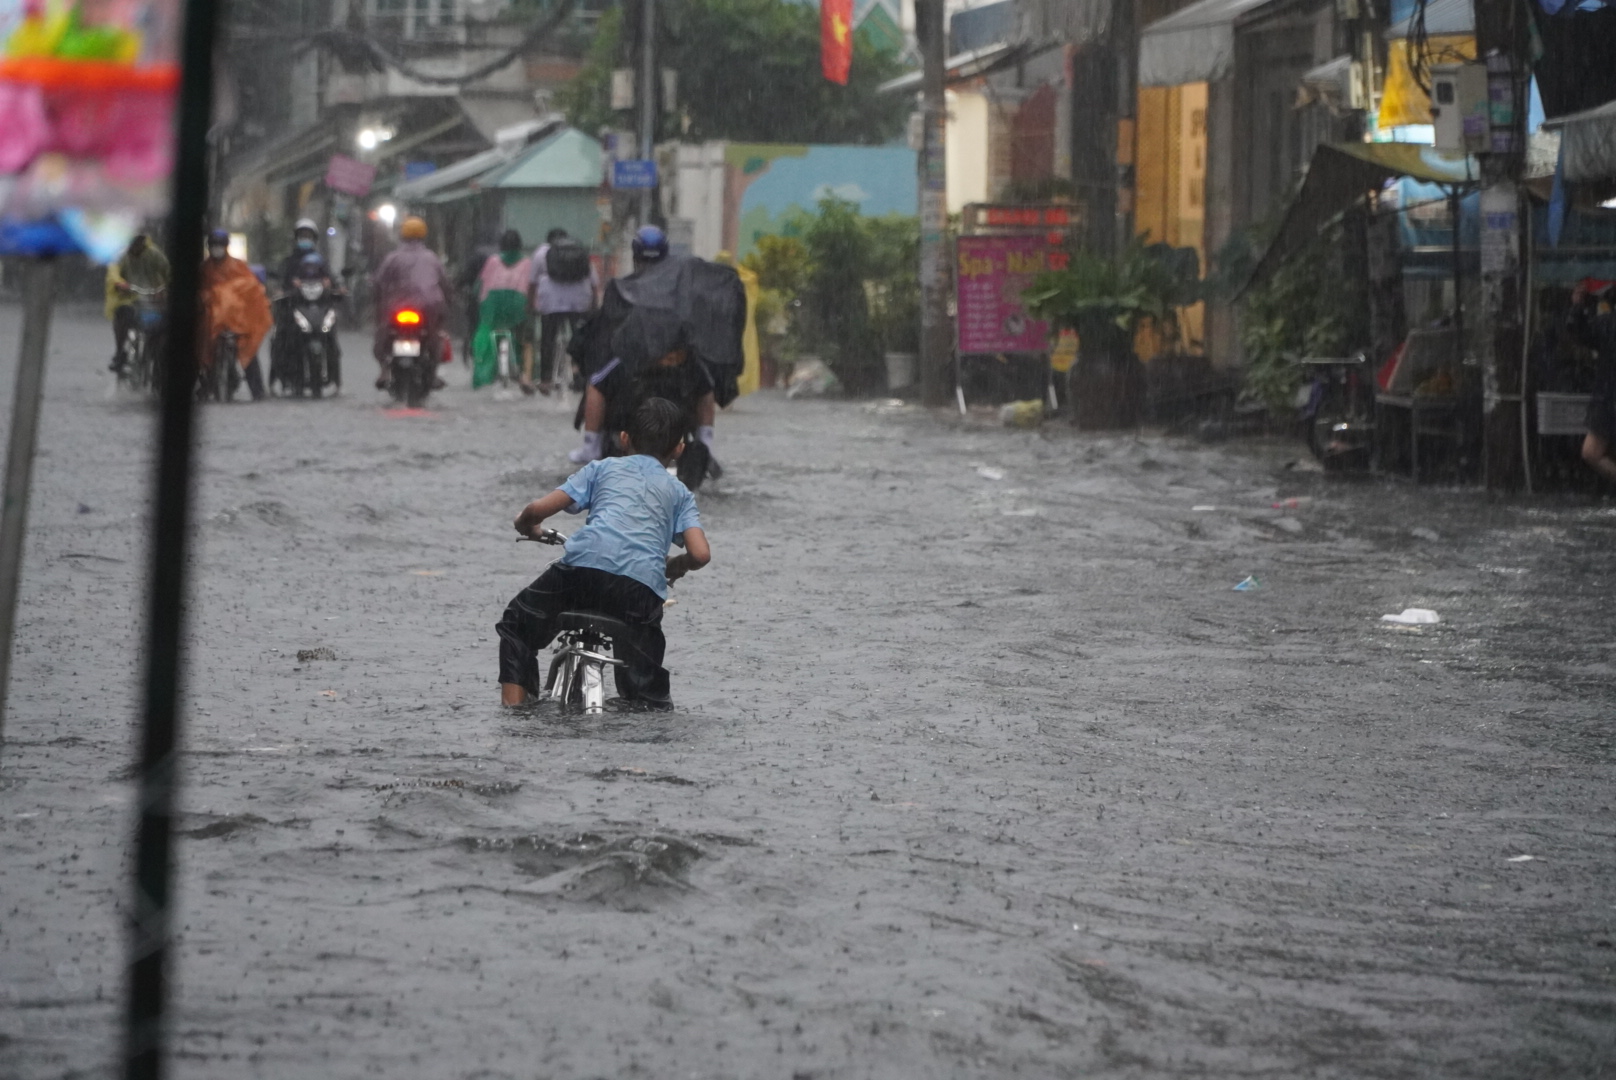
[558,455,701,598]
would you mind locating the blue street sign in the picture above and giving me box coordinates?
[612,160,659,190]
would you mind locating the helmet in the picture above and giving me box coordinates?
[631,225,668,263]
[400,216,428,241]
[294,217,319,235]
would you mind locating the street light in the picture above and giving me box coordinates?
[357,126,395,152]
[375,203,397,227]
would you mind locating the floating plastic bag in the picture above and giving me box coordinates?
[1381,608,1440,625]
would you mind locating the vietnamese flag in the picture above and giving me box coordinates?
[821,0,852,84]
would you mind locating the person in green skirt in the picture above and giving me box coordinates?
[471,230,534,391]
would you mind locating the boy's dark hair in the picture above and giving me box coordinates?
[546,228,569,244]
[499,229,523,252]
[627,398,685,460]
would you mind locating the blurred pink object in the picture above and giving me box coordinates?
[48,86,173,183]
[0,82,52,174]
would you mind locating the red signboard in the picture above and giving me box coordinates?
[962,203,1079,233]
[955,235,1069,354]
[982,206,1070,227]
[324,154,377,197]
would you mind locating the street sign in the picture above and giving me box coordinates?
[955,234,1067,354]
[325,154,376,197]
[612,159,659,190]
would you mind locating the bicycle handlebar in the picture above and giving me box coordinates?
[517,528,566,545]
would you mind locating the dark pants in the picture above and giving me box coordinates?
[538,311,586,384]
[496,563,670,704]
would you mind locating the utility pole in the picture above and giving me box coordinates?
[916,0,951,408]
[1472,0,1528,491]
[638,0,656,226]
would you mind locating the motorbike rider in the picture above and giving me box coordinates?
[272,220,342,393]
[282,251,344,392]
[275,218,332,286]
[105,232,170,373]
[200,228,273,400]
[371,215,453,391]
[568,226,719,465]
[530,227,599,396]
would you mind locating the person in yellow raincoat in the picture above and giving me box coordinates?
[104,233,170,374]
[200,228,273,400]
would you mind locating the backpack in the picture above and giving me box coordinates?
[545,241,591,284]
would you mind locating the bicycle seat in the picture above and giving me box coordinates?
[557,611,632,640]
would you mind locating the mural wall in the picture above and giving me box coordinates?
[723,143,918,259]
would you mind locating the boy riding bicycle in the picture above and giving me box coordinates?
[497,397,711,706]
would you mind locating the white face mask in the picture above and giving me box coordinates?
[208,246,227,259]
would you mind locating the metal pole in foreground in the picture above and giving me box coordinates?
[124,0,219,1068]
[0,256,58,754]
[916,0,950,409]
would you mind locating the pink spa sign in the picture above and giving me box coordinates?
[954,234,1068,355]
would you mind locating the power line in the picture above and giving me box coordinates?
[303,0,578,87]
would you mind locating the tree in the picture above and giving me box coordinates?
[562,0,910,145]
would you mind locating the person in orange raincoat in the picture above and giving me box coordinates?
[200,228,273,400]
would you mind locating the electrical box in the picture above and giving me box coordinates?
[1430,63,1487,153]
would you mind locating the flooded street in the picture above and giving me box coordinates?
[3,304,1614,1078]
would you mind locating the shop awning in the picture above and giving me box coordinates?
[393,119,562,203]
[1244,142,1477,293]
[1543,97,1616,183]
[1010,0,1110,50]
[1137,0,1275,87]
[456,96,546,145]
[876,41,1017,94]
[478,127,603,189]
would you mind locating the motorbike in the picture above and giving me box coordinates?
[284,277,341,398]
[385,308,435,408]
[522,528,627,714]
[1294,352,1374,471]
[118,285,165,395]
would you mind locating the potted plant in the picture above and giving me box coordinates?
[863,214,920,391]
[1024,240,1200,428]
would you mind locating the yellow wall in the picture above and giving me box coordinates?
[1133,81,1208,353]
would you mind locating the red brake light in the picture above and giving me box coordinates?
[394,309,422,326]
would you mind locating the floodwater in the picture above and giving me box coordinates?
[1,304,1614,1079]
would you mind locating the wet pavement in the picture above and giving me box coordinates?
[1,303,1614,1079]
